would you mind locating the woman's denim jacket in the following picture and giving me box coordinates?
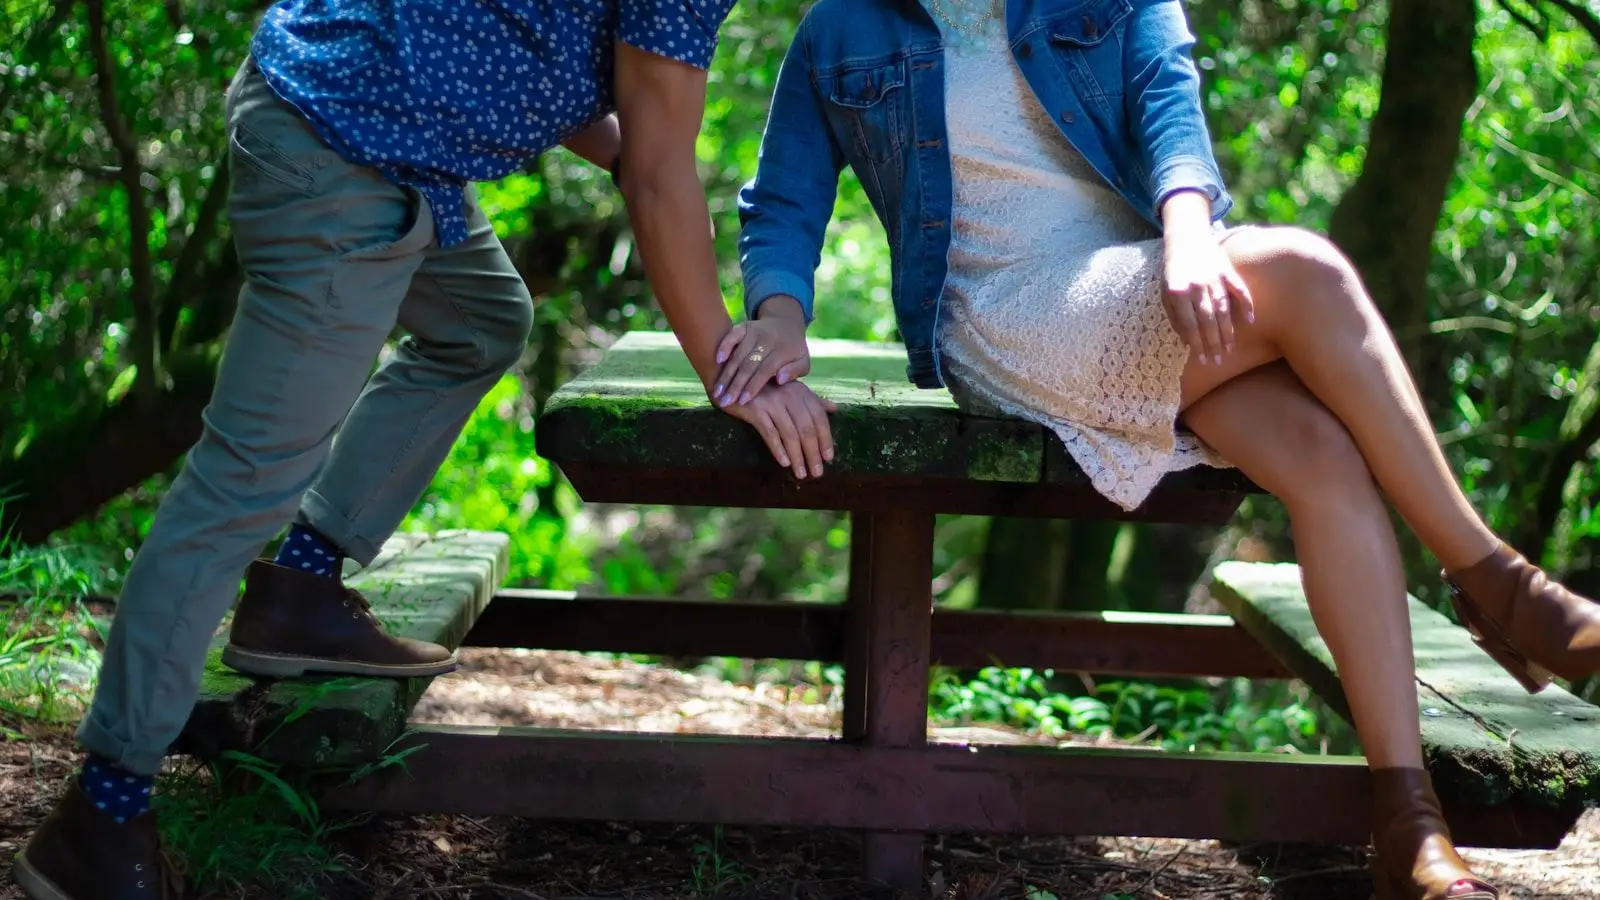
[737,0,1233,389]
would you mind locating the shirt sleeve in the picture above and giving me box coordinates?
[616,0,737,70]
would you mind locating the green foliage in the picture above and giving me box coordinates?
[0,525,111,731]
[155,753,356,900]
[930,666,1353,755]
[689,825,750,894]
[402,374,594,587]
[155,688,426,897]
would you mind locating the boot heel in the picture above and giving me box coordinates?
[1448,592,1554,694]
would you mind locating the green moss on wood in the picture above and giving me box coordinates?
[1211,561,1600,808]
[538,331,1048,481]
[179,531,509,768]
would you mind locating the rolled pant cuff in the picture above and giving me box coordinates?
[76,715,166,778]
[300,489,383,567]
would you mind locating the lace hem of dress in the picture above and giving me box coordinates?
[947,374,1232,512]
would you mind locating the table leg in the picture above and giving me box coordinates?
[843,511,873,742]
[859,509,935,893]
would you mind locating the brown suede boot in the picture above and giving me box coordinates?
[13,780,185,900]
[220,560,457,679]
[1443,543,1600,692]
[1368,768,1496,900]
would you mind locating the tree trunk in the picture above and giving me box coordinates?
[1326,0,1478,384]
[1,351,219,545]
[976,516,1073,610]
[1058,520,1120,611]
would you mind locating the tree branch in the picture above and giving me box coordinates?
[160,162,232,351]
[1540,0,1600,48]
[1527,401,1600,557]
[86,0,159,404]
[1498,0,1550,40]
[36,153,123,182]
[0,349,218,544]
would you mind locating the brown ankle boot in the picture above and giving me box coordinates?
[1443,543,1600,692]
[220,560,457,679]
[1369,768,1496,900]
[14,779,186,899]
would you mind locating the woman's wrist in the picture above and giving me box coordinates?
[1160,188,1213,237]
[754,294,808,328]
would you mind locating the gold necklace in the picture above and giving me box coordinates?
[926,0,1000,37]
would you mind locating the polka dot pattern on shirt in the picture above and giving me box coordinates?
[250,0,737,246]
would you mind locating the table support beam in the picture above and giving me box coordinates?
[858,510,936,893]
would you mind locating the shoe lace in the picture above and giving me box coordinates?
[340,586,377,621]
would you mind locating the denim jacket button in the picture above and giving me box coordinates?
[1083,15,1098,38]
[1060,111,1075,124]
[1017,42,1032,59]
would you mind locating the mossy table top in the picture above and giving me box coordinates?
[1212,562,1600,809]
[535,331,1256,520]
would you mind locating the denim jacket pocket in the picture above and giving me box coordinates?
[824,61,907,165]
[1044,0,1134,100]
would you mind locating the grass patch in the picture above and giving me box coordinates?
[0,532,111,734]
[154,752,359,899]
[154,716,424,897]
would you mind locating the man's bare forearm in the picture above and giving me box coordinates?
[619,163,729,389]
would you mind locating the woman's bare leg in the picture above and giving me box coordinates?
[1183,362,1421,768]
[1176,226,1499,571]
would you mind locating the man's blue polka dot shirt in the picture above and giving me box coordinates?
[251,0,738,246]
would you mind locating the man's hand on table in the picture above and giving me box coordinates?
[605,45,831,480]
[719,380,836,481]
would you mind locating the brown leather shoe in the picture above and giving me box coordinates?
[13,779,185,900]
[1368,768,1496,900]
[220,560,457,679]
[1443,543,1600,693]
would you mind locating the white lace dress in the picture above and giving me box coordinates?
[928,6,1230,510]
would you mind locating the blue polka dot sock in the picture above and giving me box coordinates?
[273,523,344,579]
[79,756,153,823]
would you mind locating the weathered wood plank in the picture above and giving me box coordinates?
[537,331,1043,483]
[318,724,1581,849]
[537,331,1258,499]
[177,530,510,768]
[1211,561,1600,808]
[466,589,1294,679]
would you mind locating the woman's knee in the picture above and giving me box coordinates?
[1228,226,1365,311]
[1271,402,1375,501]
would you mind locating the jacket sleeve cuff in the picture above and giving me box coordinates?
[742,269,817,323]
[1152,155,1233,222]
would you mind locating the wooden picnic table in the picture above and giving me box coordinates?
[182,331,1600,896]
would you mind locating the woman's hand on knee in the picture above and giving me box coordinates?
[1160,193,1254,365]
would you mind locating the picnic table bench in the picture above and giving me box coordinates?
[180,331,1600,895]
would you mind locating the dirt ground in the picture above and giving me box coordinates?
[2,648,1595,899]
